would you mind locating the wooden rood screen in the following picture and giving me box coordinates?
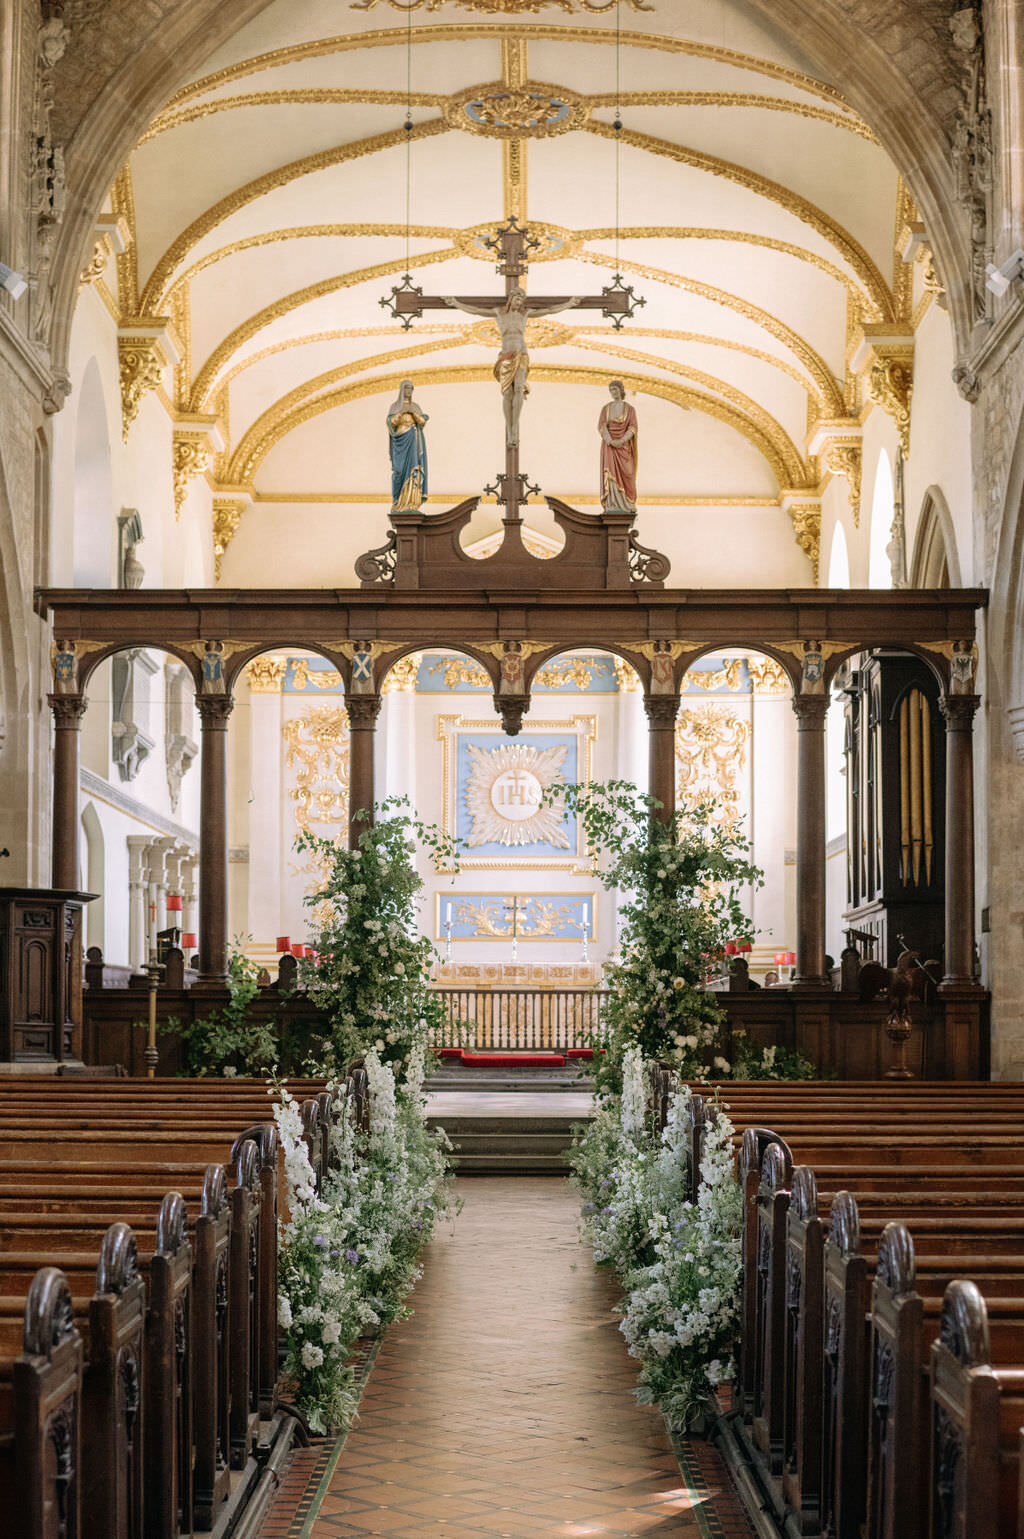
[668,1079,1024,1539]
[431,987,609,1051]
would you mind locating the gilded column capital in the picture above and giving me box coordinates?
[118,334,165,440]
[784,501,821,583]
[346,694,382,728]
[172,431,212,520]
[791,693,829,727]
[48,693,87,726]
[867,357,913,454]
[823,442,862,526]
[212,496,247,580]
[643,694,680,726]
[938,693,981,730]
[196,696,234,729]
[495,694,531,736]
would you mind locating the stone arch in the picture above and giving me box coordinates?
[46,4,971,378]
[71,357,114,587]
[910,486,960,588]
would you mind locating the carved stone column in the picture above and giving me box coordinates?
[644,694,679,825]
[939,693,981,985]
[792,694,829,984]
[49,694,87,890]
[347,694,382,848]
[126,835,150,973]
[197,696,234,983]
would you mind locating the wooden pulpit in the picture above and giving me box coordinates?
[0,888,96,1064]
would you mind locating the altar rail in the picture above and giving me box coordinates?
[430,988,610,1053]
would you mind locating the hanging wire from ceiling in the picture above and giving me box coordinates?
[613,0,623,276]
[404,2,413,276]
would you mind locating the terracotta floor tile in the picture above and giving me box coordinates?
[259,1179,754,1539]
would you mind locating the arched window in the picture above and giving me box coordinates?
[827,522,851,588]
[72,358,114,586]
[868,451,896,589]
[910,489,958,587]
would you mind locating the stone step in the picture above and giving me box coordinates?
[447,1149,571,1174]
[428,1116,584,1135]
[444,1132,573,1155]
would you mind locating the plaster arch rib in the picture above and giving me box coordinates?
[46,1,970,381]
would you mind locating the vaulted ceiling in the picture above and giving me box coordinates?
[90,0,914,567]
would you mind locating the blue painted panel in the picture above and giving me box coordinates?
[455,731,580,857]
[437,892,595,941]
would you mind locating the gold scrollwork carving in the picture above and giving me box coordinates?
[172,432,211,520]
[245,656,288,692]
[445,80,589,138]
[212,497,246,580]
[747,658,791,695]
[788,506,822,582]
[118,336,164,441]
[684,659,745,692]
[534,657,602,690]
[284,705,350,832]
[290,658,343,691]
[427,657,491,689]
[823,443,863,526]
[867,357,913,454]
[676,704,750,830]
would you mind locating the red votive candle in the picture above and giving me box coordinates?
[724,942,737,956]
[290,943,304,957]
[166,894,182,912]
[181,932,197,950]
[276,936,290,952]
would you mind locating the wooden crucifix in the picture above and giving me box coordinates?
[381,217,643,524]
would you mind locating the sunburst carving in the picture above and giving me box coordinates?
[463,743,570,848]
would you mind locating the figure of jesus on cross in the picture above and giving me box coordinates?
[381,217,643,521]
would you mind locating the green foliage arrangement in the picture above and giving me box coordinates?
[170,945,280,1077]
[296,798,457,1076]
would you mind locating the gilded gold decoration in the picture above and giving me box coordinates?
[110,165,139,315]
[636,641,700,663]
[352,0,652,10]
[428,657,491,688]
[118,335,165,440]
[452,899,583,939]
[233,363,802,488]
[747,658,791,695]
[164,27,848,117]
[534,657,603,690]
[577,250,845,416]
[464,742,570,849]
[212,497,246,580]
[684,659,744,692]
[583,120,895,322]
[245,656,287,692]
[433,960,600,984]
[172,432,211,519]
[168,284,191,411]
[172,227,458,300]
[144,90,450,141]
[788,505,821,582]
[190,247,459,411]
[892,178,915,322]
[141,118,453,313]
[614,658,641,692]
[284,706,350,832]
[867,357,913,454]
[824,442,863,526]
[675,704,750,830]
[290,658,343,690]
[586,92,875,142]
[453,221,580,263]
[477,642,550,662]
[382,653,421,692]
[445,80,588,138]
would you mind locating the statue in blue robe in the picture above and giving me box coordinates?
[387,380,428,511]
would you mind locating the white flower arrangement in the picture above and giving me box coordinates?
[569,1056,742,1431]
[271,1066,455,1434]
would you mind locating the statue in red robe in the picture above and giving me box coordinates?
[599,380,638,511]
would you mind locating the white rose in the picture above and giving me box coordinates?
[713,1055,731,1073]
[300,1341,324,1369]
[278,1296,293,1328]
[321,1319,342,1345]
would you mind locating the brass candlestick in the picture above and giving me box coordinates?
[143,960,164,1078]
[884,1006,914,1079]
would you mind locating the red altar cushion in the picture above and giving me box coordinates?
[458,1052,566,1068]
[566,1048,594,1060]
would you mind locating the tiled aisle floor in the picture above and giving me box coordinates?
[264,1178,755,1539]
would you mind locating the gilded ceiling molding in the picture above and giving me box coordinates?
[212,493,251,581]
[109,165,139,315]
[446,79,589,138]
[167,224,459,298]
[576,227,874,316]
[215,322,469,396]
[79,213,130,290]
[236,363,794,488]
[577,249,845,415]
[500,35,528,219]
[892,177,915,324]
[189,246,459,411]
[162,26,849,113]
[352,0,654,10]
[168,284,191,409]
[586,92,875,142]
[143,90,450,141]
[570,335,809,486]
[227,335,465,482]
[139,118,452,315]
[584,120,895,322]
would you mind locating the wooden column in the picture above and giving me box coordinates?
[644,694,679,825]
[939,693,980,985]
[792,694,829,985]
[49,694,87,890]
[347,694,382,847]
[197,696,233,983]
